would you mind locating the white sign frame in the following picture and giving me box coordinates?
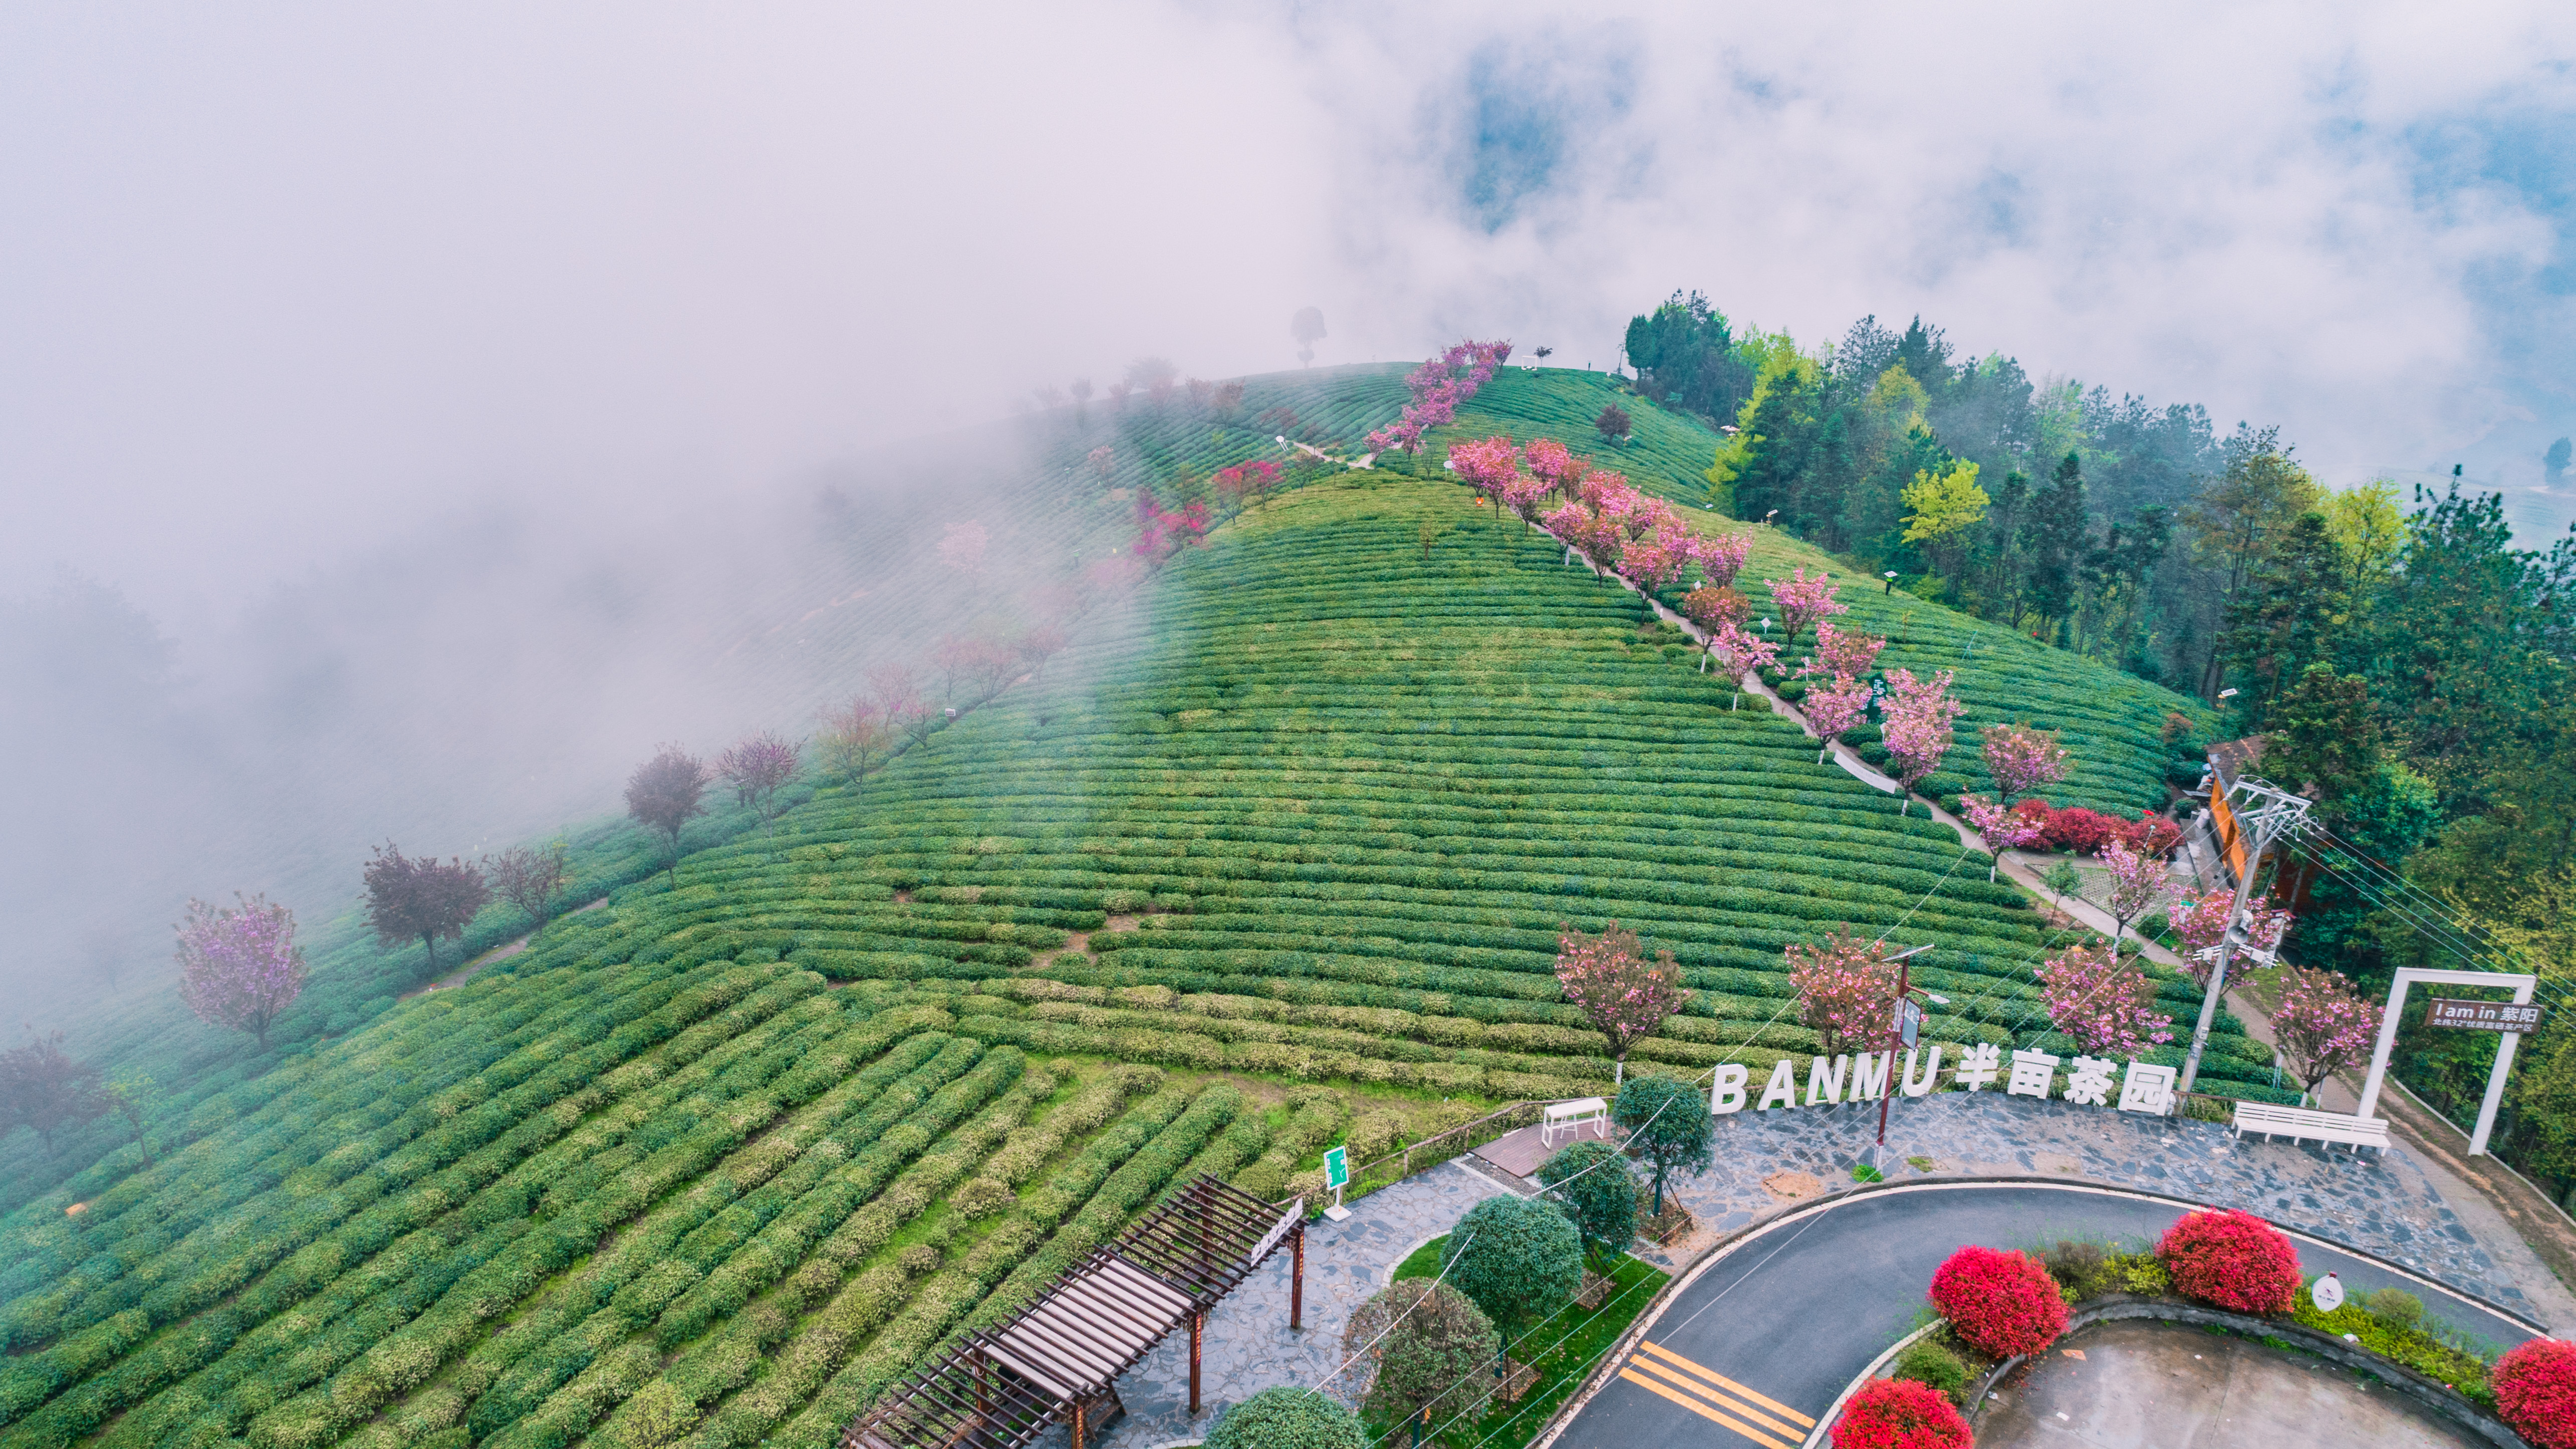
[2353,968,2537,1157]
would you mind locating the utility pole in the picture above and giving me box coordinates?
[2177,778,2311,1096]
[1865,944,1938,1172]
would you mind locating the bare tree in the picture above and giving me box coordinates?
[626,744,711,884]
[485,840,572,932]
[817,697,895,793]
[364,844,491,977]
[717,732,801,837]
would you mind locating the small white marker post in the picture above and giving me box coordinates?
[1322,1146,1352,1222]
[2312,1272,2344,1313]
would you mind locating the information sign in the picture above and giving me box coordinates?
[2311,1272,2344,1312]
[1895,999,1923,1050]
[2426,999,2544,1034]
[1323,1145,1349,1190]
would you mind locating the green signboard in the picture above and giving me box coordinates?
[1323,1145,1349,1190]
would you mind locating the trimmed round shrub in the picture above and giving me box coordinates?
[1536,1139,1640,1267]
[2494,1338,2576,1449]
[1442,1193,1585,1339]
[2154,1209,2300,1313]
[1928,1245,2067,1357]
[1342,1280,1499,1430]
[1205,1385,1367,1449]
[1829,1377,1972,1449]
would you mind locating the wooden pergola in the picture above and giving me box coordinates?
[845,1175,1307,1449]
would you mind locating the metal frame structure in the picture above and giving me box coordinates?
[2178,771,2311,1096]
[844,1176,1306,1449]
[2355,968,2539,1157]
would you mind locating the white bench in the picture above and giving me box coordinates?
[2231,1101,2390,1155]
[1541,1097,1609,1147]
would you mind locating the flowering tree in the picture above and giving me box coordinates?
[2168,889,2234,984]
[1766,567,1847,652]
[1366,339,1511,453]
[1086,444,1115,478]
[2037,939,2175,1056]
[484,841,572,931]
[364,843,490,977]
[1616,525,1697,596]
[1212,459,1281,514]
[1785,926,1899,1055]
[1880,668,1966,814]
[717,731,801,833]
[1979,722,2071,805]
[1697,530,1751,590]
[174,893,307,1049]
[626,744,711,884]
[1524,436,1580,495]
[1681,583,1748,633]
[1702,621,1780,709]
[2095,838,2168,958]
[1555,921,1690,1087]
[817,697,895,791]
[1448,434,1522,506]
[935,520,988,575]
[2272,965,2381,1101]
[1799,674,1875,764]
[1959,794,2045,881]
[1802,620,1887,681]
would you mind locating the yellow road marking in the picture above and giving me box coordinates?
[1625,1356,1808,1440]
[1617,1369,1797,1449]
[1639,1340,1818,1425]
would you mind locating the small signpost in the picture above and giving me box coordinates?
[1322,1146,1352,1222]
[1896,998,1923,1050]
[2426,999,2546,1033]
[2311,1272,2344,1313]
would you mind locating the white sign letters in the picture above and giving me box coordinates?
[1707,1045,2180,1119]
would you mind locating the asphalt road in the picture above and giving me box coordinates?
[1548,1181,2540,1449]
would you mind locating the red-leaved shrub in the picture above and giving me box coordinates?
[2155,1209,2300,1313]
[2037,806,2123,854]
[1928,1245,2067,1357]
[1830,1377,1971,1449]
[2495,1338,2576,1449]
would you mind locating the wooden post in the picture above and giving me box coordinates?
[975,1350,990,1420]
[1189,1310,1204,1414]
[1073,1399,1086,1449]
[1290,1223,1305,1330]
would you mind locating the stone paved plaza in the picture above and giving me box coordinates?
[1060,1088,2538,1447]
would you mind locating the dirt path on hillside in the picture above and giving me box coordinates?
[399,897,609,1000]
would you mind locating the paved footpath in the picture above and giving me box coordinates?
[1062,1085,2552,1447]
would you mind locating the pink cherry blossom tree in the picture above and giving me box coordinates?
[1979,722,2071,806]
[1785,926,1899,1055]
[1524,436,1581,495]
[1087,444,1116,478]
[2037,938,2174,1057]
[1702,621,1780,710]
[1555,921,1692,1089]
[1799,674,1875,764]
[175,893,308,1050]
[1880,668,1966,814]
[2167,889,2235,984]
[1959,794,2046,881]
[1681,583,1749,633]
[1765,567,1848,653]
[2272,965,2382,1102]
[2094,838,2170,960]
[1802,620,1887,680]
[717,730,802,835]
[1696,530,1751,590]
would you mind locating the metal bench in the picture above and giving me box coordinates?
[2231,1101,2390,1155]
[1541,1097,1609,1147]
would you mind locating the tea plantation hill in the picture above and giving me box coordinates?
[0,366,1412,1221]
[0,372,2252,1449]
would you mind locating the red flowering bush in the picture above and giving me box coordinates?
[1928,1245,2067,1357]
[2494,1338,2576,1449]
[2155,1210,2300,1313]
[2037,805,2123,854]
[1830,1377,1971,1449]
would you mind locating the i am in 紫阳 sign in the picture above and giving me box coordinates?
[1707,1045,2178,1116]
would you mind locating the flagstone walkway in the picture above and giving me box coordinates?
[1063,1087,2546,1448]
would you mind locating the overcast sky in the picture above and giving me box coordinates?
[7,2,2575,624]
